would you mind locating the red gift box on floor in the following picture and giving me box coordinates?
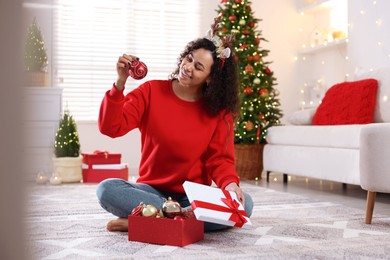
[81,150,121,165]
[82,163,128,183]
[128,215,204,247]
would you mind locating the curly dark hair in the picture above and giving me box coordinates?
[169,38,240,116]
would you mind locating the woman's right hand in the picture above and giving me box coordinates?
[115,54,139,90]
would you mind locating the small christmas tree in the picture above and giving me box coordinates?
[24,17,48,72]
[216,0,283,144]
[54,111,80,158]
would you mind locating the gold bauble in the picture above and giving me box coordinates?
[162,197,182,218]
[142,204,158,217]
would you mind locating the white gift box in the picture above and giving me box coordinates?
[183,181,252,229]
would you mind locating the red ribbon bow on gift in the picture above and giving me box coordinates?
[190,190,248,227]
[93,150,109,159]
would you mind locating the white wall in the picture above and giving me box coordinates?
[347,0,390,72]
[251,0,304,120]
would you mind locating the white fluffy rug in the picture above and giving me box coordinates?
[25,181,390,259]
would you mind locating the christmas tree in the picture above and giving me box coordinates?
[54,111,80,158]
[217,0,282,144]
[24,17,48,72]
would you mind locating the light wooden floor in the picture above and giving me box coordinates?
[244,172,390,216]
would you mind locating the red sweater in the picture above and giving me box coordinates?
[99,80,239,193]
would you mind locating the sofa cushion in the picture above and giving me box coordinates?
[355,67,390,123]
[288,107,317,125]
[266,124,367,149]
[312,79,378,125]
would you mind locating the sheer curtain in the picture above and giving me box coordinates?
[53,0,201,121]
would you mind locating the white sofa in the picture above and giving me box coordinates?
[263,67,390,224]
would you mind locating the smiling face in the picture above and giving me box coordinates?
[178,48,214,89]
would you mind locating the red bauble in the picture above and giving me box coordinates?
[243,87,253,95]
[245,65,254,73]
[249,22,255,28]
[235,0,242,3]
[229,15,237,21]
[245,121,254,131]
[129,60,148,80]
[247,56,253,61]
[255,38,260,45]
[259,88,269,97]
[222,27,228,33]
[131,202,144,216]
[234,55,239,62]
[240,44,248,50]
[259,113,265,120]
[242,29,250,35]
[265,67,271,74]
[253,54,261,61]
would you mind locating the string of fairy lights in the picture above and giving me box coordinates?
[295,0,389,109]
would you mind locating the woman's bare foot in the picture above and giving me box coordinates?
[106,218,128,232]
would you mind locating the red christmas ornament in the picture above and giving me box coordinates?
[243,87,253,95]
[253,54,261,61]
[256,127,261,140]
[254,38,260,45]
[221,0,228,3]
[240,44,248,50]
[247,56,253,61]
[182,209,195,219]
[259,88,269,97]
[129,60,148,80]
[265,67,271,75]
[259,113,265,119]
[234,55,239,62]
[249,22,255,28]
[229,15,237,21]
[242,29,250,35]
[245,121,254,131]
[131,202,144,216]
[222,27,228,33]
[235,0,242,3]
[245,65,254,73]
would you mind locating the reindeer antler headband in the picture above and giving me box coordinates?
[205,18,235,67]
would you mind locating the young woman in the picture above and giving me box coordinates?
[96,28,254,232]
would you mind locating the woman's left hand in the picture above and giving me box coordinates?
[224,182,245,205]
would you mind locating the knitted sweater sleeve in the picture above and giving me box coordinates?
[98,83,149,138]
[205,112,240,189]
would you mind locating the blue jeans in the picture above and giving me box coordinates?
[96,178,253,232]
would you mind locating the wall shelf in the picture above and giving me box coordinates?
[298,38,347,54]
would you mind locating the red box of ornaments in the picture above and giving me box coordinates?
[128,198,204,247]
[81,151,128,183]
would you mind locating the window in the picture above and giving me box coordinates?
[53,0,202,121]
